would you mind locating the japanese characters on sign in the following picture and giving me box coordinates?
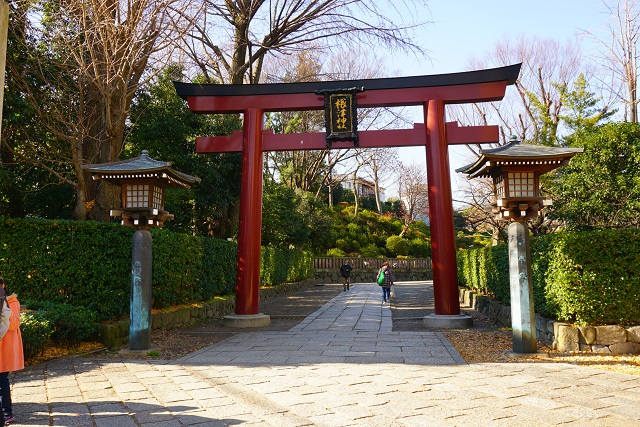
[315,87,364,148]
[330,94,352,134]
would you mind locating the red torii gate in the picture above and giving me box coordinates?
[174,63,521,328]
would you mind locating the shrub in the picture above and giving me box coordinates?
[335,238,348,252]
[20,312,54,359]
[386,235,409,256]
[326,248,346,257]
[409,238,431,258]
[25,301,100,344]
[151,231,237,308]
[543,229,640,325]
[260,246,314,285]
[0,218,132,321]
[0,218,312,322]
[458,228,640,325]
[359,244,380,257]
[329,207,406,255]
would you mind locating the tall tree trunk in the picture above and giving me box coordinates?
[80,81,128,221]
[73,137,87,220]
[231,19,250,84]
[373,179,382,215]
[351,173,359,220]
[628,67,637,123]
[492,225,501,246]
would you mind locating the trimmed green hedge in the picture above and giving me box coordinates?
[0,218,313,322]
[0,219,132,320]
[261,246,314,284]
[457,229,640,326]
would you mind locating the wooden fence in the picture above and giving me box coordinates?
[314,257,432,271]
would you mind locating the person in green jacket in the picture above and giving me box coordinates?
[376,262,394,304]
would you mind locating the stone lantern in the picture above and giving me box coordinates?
[459,136,583,221]
[82,151,200,352]
[457,138,582,355]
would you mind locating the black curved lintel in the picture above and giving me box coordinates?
[174,64,522,99]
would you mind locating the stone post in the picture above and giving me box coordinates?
[508,221,537,353]
[128,229,153,351]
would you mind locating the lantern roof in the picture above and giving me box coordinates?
[81,150,200,188]
[456,138,584,178]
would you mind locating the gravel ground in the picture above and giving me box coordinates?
[74,281,640,377]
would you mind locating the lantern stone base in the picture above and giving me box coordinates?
[223,313,271,328]
[504,350,549,359]
[423,314,473,329]
[119,347,160,356]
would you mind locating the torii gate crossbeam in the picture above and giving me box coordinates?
[175,64,521,327]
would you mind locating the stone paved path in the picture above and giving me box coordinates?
[8,282,640,426]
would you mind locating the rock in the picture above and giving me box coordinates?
[535,315,546,332]
[592,344,611,354]
[609,342,640,355]
[626,326,640,343]
[555,324,580,352]
[498,306,511,325]
[578,326,596,344]
[152,315,163,330]
[595,325,627,345]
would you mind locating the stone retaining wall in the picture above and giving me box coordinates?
[101,279,316,349]
[459,288,640,355]
[313,269,432,285]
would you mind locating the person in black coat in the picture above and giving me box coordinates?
[339,262,353,291]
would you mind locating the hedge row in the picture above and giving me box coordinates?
[0,218,313,321]
[457,228,640,326]
[261,246,314,285]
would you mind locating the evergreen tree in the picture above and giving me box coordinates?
[1,2,75,219]
[526,74,614,146]
[549,122,640,229]
[127,65,242,237]
[558,74,616,135]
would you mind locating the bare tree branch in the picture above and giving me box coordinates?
[584,0,640,122]
[178,0,431,84]
[397,162,428,237]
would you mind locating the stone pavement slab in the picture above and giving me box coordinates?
[7,282,640,426]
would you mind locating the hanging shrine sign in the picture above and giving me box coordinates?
[315,87,364,147]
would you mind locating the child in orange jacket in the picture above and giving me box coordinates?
[0,277,24,424]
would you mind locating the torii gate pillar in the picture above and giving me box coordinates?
[224,108,271,328]
[423,100,473,328]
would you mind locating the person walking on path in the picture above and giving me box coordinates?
[340,262,353,291]
[376,262,394,304]
[0,287,9,341]
[0,277,24,425]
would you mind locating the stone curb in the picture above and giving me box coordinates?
[100,279,316,348]
[459,287,640,354]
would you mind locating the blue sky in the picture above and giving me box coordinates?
[412,0,604,75]
[383,1,608,201]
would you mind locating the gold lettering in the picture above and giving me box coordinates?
[333,96,349,130]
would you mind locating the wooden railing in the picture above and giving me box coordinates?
[314,257,432,271]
